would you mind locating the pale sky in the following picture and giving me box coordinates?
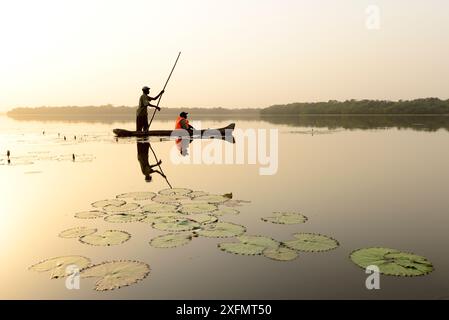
[1,0,449,111]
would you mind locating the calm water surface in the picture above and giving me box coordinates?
[0,115,448,299]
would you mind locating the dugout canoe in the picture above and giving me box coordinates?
[113,123,235,138]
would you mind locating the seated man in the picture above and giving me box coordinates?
[175,112,194,130]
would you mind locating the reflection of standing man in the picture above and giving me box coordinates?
[137,142,166,182]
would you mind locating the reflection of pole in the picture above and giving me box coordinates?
[148,142,172,189]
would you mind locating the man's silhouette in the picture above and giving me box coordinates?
[137,142,166,182]
[136,86,164,132]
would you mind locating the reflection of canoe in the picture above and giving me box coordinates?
[113,123,235,138]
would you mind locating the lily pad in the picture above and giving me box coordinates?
[79,230,131,246]
[283,233,339,252]
[262,212,308,225]
[104,213,146,223]
[222,199,251,207]
[238,235,280,249]
[218,243,265,256]
[212,207,240,216]
[142,203,178,213]
[29,255,91,279]
[186,214,218,224]
[116,192,156,201]
[189,191,209,198]
[81,260,150,291]
[179,203,218,214]
[103,202,140,213]
[59,227,97,238]
[152,195,189,204]
[152,218,201,232]
[159,188,192,196]
[263,247,299,261]
[75,210,106,219]
[197,222,246,238]
[192,195,230,204]
[140,212,181,224]
[150,233,193,248]
[92,199,125,208]
[350,247,434,277]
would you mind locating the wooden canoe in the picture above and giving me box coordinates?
[113,123,235,138]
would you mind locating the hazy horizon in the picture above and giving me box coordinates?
[1,0,449,112]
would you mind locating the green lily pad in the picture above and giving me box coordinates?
[152,218,201,232]
[218,243,265,255]
[150,233,193,248]
[92,199,125,208]
[262,212,308,225]
[192,195,230,204]
[116,192,156,201]
[142,203,178,213]
[189,191,209,198]
[104,213,146,223]
[74,210,106,219]
[222,199,251,207]
[350,247,434,277]
[79,230,131,246]
[197,222,246,238]
[81,260,150,291]
[212,207,240,216]
[159,188,192,196]
[283,233,339,252]
[152,195,189,204]
[29,255,91,279]
[186,214,218,224]
[140,212,181,224]
[238,235,280,249]
[263,247,298,261]
[59,227,97,238]
[179,203,218,214]
[103,202,140,213]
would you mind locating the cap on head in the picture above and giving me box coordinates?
[180,112,188,118]
[142,86,150,91]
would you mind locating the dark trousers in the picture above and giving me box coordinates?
[136,115,149,131]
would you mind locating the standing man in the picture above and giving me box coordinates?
[136,86,164,132]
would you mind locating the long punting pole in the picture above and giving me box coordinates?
[148,51,181,128]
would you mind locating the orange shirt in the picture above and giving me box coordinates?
[175,116,190,129]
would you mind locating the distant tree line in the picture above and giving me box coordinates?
[7,98,449,117]
[261,98,449,115]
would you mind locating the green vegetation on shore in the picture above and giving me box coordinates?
[261,98,449,115]
[7,98,449,117]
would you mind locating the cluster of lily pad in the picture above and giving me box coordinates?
[29,188,252,291]
[30,187,435,292]
[217,211,339,261]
